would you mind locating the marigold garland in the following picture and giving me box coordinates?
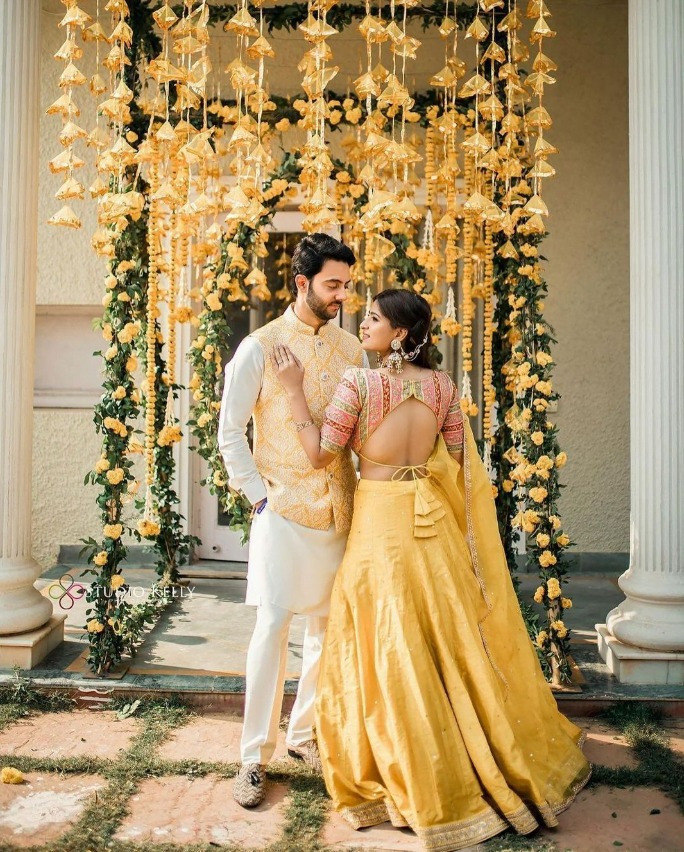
[58,0,573,683]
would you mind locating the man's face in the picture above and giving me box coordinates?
[300,259,351,322]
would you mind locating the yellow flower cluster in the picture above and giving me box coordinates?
[551,620,568,639]
[87,619,105,633]
[536,630,549,648]
[137,518,160,538]
[103,417,127,438]
[103,523,123,540]
[106,467,125,485]
[94,457,110,474]
[1,767,24,784]
[546,577,561,599]
[157,425,182,446]
[110,574,125,590]
[539,550,557,568]
[441,316,461,337]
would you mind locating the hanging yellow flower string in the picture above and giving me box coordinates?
[459,154,477,414]
[140,159,161,538]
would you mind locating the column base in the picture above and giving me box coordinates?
[0,614,67,670]
[596,624,684,685]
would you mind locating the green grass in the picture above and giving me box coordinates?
[588,702,684,813]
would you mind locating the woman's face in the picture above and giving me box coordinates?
[359,301,406,355]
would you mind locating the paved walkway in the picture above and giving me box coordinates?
[1,706,683,851]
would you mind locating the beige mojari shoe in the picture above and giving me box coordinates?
[287,739,323,773]
[233,763,266,808]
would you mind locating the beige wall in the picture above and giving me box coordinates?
[31,0,630,566]
[543,0,630,551]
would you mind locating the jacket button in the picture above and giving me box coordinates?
[327,472,334,480]
[321,371,329,381]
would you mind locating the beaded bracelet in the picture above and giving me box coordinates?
[295,419,314,432]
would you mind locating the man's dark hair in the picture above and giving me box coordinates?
[290,233,356,297]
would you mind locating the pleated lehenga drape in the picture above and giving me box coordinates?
[316,422,590,852]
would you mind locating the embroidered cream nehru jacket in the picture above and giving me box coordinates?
[218,305,364,534]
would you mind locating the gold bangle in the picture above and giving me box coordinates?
[295,419,314,432]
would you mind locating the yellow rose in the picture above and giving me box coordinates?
[103,523,123,540]
[126,355,138,373]
[104,274,117,290]
[87,619,105,633]
[206,292,222,311]
[557,533,570,547]
[546,578,561,598]
[197,412,212,428]
[117,292,131,302]
[533,586,545,604]
[531,431,544,446]
[106,467,125,485]
[111,385,126,400]
[539,550,558,568]
[536,380,552,396]
[213,469,227,487]
[561,597,573,610]
[555,451,568,468]
[94,458,110,474]
[551,619,568,639]
[502,479,514,493]
[104,345,118,361]
[157,425,182,446]
[102,292,112,307]
[173,305,194,322]
[93,551,108,566]
[102,323,114,341]
[275,117,291,132]
[110,574,125,590]
[137,518,160,538]
[529,486,548,503]
[537,455,554,470]
[536,533,550,548]
[549,515,562,530]
[536,630,549,648]
[536,351,553,367]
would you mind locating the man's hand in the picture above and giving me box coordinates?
[270,344,305,394]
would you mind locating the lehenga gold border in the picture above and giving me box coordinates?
[338,765,593,852]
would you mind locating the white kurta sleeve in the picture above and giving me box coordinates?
[218,336,268,506]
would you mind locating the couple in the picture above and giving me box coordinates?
[218,233,590,851]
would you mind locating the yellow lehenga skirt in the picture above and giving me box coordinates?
[316,423,591,852]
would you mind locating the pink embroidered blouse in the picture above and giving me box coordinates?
[320,368,465,456]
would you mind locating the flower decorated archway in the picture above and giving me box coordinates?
[48,0,572,684]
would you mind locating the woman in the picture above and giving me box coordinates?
[271,289,590,851]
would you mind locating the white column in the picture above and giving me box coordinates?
[0,0,54,639]
[598,0,684,684]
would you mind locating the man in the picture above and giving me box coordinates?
[218,233,365,807]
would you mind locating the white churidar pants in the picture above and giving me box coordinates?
[241,600,328,764]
